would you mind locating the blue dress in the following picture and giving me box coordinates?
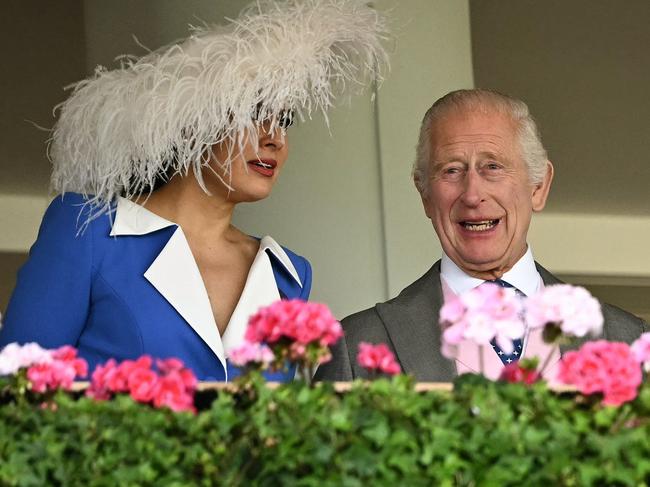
[0,193,312,381]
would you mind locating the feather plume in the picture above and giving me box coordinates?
[50,0,389,215]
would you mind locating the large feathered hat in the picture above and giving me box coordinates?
[50,0,389,212]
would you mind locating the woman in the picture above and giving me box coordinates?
[0,0,388,381]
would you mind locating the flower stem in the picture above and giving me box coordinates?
[479,345,485,375]
[538,347,557,378]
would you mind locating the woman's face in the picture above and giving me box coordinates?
[208,120,289,203]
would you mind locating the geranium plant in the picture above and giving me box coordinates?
[0,342,88,404]
[440,282,649,406]
[357,342,401,377]
[557,340,642,406]
[86,356,197,413]
[229,299,343,384]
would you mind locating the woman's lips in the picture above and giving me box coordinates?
[247,158,277,177]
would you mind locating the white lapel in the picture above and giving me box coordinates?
[110,197,175,236]
[222,236,303,352]
[222,248,281,353]
[143,227,226,370]
[110,198,226,370]
[259,235,302,287]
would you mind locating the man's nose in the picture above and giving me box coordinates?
[460,169,485,207]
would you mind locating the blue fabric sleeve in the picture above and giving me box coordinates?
[0,194,93,349]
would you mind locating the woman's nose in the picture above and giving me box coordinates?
[259,126,285,151]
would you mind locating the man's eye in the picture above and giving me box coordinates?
[486,162,502,170]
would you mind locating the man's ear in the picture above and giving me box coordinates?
[531,160,554,212]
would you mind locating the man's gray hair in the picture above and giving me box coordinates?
[413,89,548,193]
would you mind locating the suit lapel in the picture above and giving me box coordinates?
[144,227,226,370]
[376,262,455,382]
[535,263,562,286]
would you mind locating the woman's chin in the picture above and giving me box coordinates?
[228,188,273,204]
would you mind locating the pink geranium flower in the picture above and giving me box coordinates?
[228,342,275,367]
[246,300,343,349]
[499,362,540,385]
[127,367,159,403]
[556,340,642,406]
[525,285,603,338]
[152,372,195,413]
[242,300,343,382]
[24,345,87,393]
[357,342,401,376]
[631,332,650,372]
[87,355,197,412]
[156,358,184,374]
[0,342,53,376]
[440,283,524,358]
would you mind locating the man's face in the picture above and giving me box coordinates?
[419,109,552,279]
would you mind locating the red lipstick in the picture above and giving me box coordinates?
[247,158,277,177]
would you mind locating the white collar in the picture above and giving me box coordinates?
[440,246,541,297]
[109,197,301,287]
[110,197,176,236]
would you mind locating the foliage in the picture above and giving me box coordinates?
[2,374,650,486]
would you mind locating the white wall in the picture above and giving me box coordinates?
[530,213,650,279]
[375,0,475,297]
[0,195,50,252]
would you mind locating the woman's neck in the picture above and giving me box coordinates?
[137,175,240,242]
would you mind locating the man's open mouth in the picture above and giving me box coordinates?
[461,219,499,231]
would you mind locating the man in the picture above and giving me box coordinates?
[316,89,647,381]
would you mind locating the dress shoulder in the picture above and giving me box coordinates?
[41,193,113,237]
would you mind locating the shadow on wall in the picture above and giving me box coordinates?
[0,253,28,316]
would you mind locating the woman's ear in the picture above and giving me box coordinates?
[531,160,554,212]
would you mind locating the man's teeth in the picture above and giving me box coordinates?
[253,161,272,169]
[462,220,498,231]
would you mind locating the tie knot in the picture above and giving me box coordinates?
[486,279,526,297]
[487,279,513,288]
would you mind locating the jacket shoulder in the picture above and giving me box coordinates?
[42,193,113,236]
[341,261,442,333]
[602,302,648,342]
[339,307,391,361]
[341,306,382,328]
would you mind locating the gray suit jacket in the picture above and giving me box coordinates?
[315,261,648,382]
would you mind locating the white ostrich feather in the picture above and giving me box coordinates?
[49,0,389,216]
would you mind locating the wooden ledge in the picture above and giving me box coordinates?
[70,381,574,393]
